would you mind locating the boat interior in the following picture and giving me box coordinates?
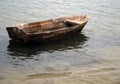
[15,15,88,34]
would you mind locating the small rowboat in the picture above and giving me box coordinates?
[6,15,89,44]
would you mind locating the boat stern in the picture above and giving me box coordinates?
[6,27,28,42]
[6,27,16,39]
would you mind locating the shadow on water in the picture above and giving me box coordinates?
[7,33,89,57]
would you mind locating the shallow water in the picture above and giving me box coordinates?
[0,0,120,84]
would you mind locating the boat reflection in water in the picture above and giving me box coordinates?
[7,33,88,58]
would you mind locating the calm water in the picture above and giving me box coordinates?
[0,0,120,84]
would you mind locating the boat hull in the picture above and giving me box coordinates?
[6,15,89,44]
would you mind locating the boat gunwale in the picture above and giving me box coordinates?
[12,15,89,35]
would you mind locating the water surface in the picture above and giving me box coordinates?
[0,0,120,84]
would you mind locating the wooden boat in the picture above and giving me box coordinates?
[6,15,89,44]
